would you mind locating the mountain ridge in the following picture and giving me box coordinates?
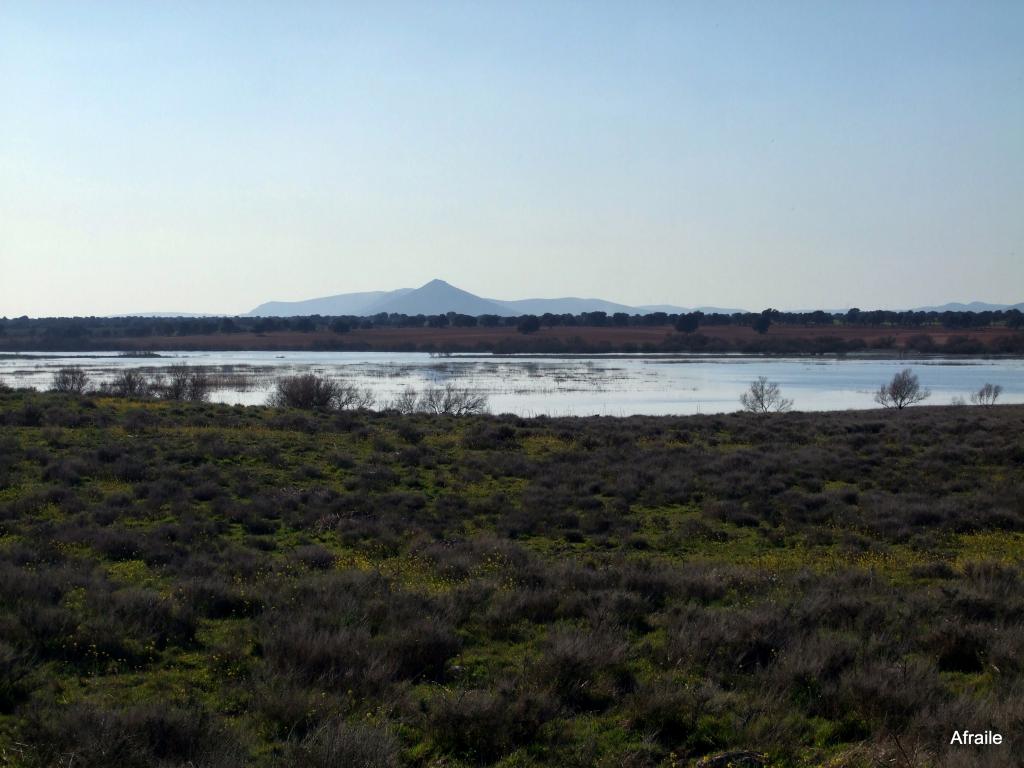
[246,279,746,317]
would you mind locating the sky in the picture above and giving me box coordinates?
[1,1,1022,317]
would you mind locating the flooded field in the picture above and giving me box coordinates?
[1,351,1022,416]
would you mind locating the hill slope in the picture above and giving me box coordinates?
[248,289,413,317]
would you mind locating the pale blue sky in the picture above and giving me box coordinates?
[1,1,1022,316]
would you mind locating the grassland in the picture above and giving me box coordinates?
[0,390,1022,767]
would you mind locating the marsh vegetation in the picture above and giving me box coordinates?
[0,389,1021,766]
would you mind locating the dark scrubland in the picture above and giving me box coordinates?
[0,390,1022,767]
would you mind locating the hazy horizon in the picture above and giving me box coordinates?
[2,1,1022,317]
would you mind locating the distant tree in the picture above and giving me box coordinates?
[611,312,630,327]
[674,312,703,334]
[517,315,541,334]
[254,317,281,333]
[293,317,316,333]
[752,309,776,335]
[640,312,668,327]
[739,376,793,414]
[330,319,351,334]
[970,383,1002,407]
[427,314,449,328]
[50,366,89,395]
[874,368,930,409]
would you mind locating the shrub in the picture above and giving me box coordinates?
[0,641,31,713]
[531,626,631,710]
[283,720,400,768]
[426,683,557,762]
[268,374,374,410]
[16,702,240,768]
[293,544,336,570]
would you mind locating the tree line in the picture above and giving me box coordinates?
[2,307,1021,342]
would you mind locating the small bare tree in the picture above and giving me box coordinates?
[739,376,793,414]
[388,387,420,415]
[418,383,489,416]
[874,368,930,410]
[333,383,376,411]
[50,366,89,395]
[969,383,1002,407]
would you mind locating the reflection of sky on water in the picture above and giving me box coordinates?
[1,351,1023,416]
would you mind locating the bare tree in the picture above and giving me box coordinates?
[268,373,374,410]
[385,384,488,415]
[874,368,930,409]
[739,376,793,414]
[161,364,212,402]
[388,387,420,415]
[969,383,1002,407]
[417,384,489,416]
[333,383,375,410]
[50,366,89,394]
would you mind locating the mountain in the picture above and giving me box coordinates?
[248,289,413,317]
[246,279,747,317]
[369,280,509,316]
[912,301,1024,312]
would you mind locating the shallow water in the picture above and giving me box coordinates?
[2,351,1022,416]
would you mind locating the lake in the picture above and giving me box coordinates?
[2,351,1022,416]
